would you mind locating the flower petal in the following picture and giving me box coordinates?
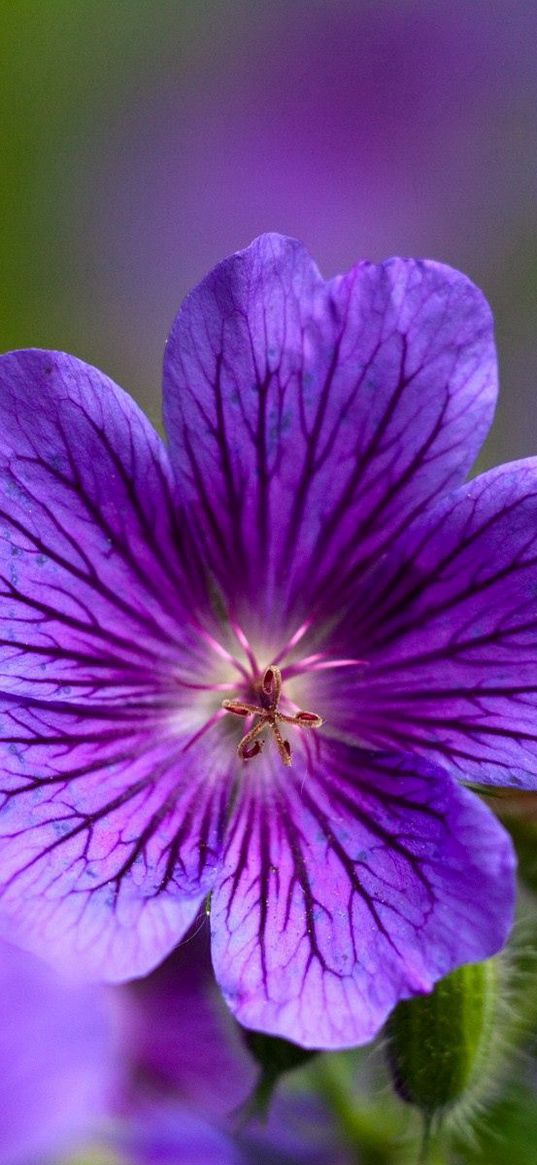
[0,938,117,1164]
[0,349,203,700]
[114,1103,246,1165]
[114,1094,341,1165]
[0,697,234,979]
[210,744,514,1049]
[118,925,256,1116]
[164,234,497,631]
[347,460,537,787]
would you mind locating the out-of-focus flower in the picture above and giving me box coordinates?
[117,1104,246,1165]
[116,925,256,1116]
[0,937,118,1165]
[0,909,341,1164]
[116,1095,344,1165]
[1,923,339,1164]
[0,235,525,1050]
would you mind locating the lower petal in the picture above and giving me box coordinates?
[210,744,514,1049]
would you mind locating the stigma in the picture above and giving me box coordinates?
[222,664,323,767]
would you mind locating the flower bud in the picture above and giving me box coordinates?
[385,959,499,1120]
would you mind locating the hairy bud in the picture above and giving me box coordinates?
[386,959,499,1122]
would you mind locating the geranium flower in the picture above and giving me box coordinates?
[0,234,523,1048]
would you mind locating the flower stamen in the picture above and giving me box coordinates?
[222,664,323,767]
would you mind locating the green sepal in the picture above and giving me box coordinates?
[237,1030,317,1120]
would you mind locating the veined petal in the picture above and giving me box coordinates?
[347,460,537,787]
[164,233,497,633]
[210,744,513,1049]
[0,698,234,979]
[0,350,205,700]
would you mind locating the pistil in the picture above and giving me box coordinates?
[222,664,323,767]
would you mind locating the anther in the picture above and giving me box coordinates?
[294,711,323,727]
[261,665,282,706]
[221,699,260,717]
[240,739,263,760]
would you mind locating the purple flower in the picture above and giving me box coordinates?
[0,234,522,1048]
[115,1096,342,1165]
[0,937,118,1165]
[116,1104,246,1165]
[117,925,256,1116]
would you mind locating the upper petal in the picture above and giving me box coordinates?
[210,743,514,1049]
[164,234,497,632]
[0,349,204,700]
[345,459,537,787]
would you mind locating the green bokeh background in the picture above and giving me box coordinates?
[3,1,537,454]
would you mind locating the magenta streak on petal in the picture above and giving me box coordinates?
[229,618,261,675]
[173,678,238,693]
[270,619,313,666]
[283,655,367,680]
[194,624,253,683]
[181,708,228,754]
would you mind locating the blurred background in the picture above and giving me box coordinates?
[3,0,537,460]
[3,2,537,1162]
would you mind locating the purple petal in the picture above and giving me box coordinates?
[118,924,256,1116]
[210,744,514,1049]
[164,233,497,632]
[115,1103,245,1165]
[0,938,117,1164]
[113,1095,340,1165]
[345,460,537,787]
[0,698,235,978]
[0,349,204,700]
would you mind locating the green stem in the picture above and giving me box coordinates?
[311,1055,452,1165]
[311,1056,398,1165]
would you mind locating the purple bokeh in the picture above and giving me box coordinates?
[77,1,537,465]
[0,938,118,1165]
